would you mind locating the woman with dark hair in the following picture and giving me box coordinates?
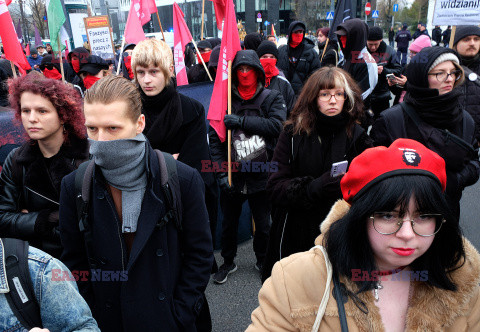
[316,27,338,67]
[0,73,89,258]
[371,47,480,220]
[262,67,372,281]
[248,139,480,331]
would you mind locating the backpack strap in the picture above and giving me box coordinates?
[154,150,182,231]
[75,160,95,265]
[2,238,42,329]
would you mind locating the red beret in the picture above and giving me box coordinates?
[341,139,447,204]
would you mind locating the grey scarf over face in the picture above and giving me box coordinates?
[89,134,147,233]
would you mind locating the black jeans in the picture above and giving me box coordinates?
[220,190,271,265]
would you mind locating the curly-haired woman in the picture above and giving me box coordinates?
[0,72,89,258]
[262,67,373,281]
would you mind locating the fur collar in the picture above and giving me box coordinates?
[315,199,480,331]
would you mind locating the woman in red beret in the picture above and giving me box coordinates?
[247,138,480,331]
[262,67,372,281]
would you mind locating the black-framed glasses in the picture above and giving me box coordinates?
[428,70,462,82]
[370,212,446,237]
[318,91,347,102]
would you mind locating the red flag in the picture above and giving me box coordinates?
[0,0,30,72]
[210,0,225,30]
[25,43,30,55]
[133,0,154,26]
[124,0,146,44]
[145,0,157,14]
[207,0,240,142]
[173,2,193,86]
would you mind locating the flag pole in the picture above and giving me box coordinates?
[191,38,213,81]
[200,0,205,40]
[57,35,65,83]
[227,60,232,186]
[10,61,17,78]
[320,37,329,63]
[156,12,166,41]
[116,35,126,76]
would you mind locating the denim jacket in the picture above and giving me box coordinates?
[0,239,100,331]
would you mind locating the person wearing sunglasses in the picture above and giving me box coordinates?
[371,47,479,221]
[262,67,372,282]
[248,138,480,331]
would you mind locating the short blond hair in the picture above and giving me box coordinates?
[132,39,173,86]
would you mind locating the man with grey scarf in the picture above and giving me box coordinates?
[58,75,214,331]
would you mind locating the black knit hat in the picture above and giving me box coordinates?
[368,26,383,41]
[244,32,263,51]
[79,55,109,75]
[197,40,212,50]
[256,40,278,59]
[453,25,480,47]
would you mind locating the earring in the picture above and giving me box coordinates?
[63,124,66,134]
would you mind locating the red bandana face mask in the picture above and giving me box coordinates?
[124,56,134,80]
[259,58,279,87]
[197,51,212,64]
[339,35,347,50]
[83,74,101,89]
[71,58,80,73]
[289,32,304,48]
[237,69,258,100]
[43,67,62,80]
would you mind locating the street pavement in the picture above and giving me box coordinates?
[206,179,480,332]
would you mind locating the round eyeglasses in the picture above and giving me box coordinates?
[370,212,446,237]
[427,70,462,83]
[318,92,347,102]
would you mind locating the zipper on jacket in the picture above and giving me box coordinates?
[105,192,126,271]
[24,187,59,206]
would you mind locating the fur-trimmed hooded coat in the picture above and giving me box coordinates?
[247,200,480,331]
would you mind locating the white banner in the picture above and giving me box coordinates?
[432,0,480,25]
[69,13,88,48]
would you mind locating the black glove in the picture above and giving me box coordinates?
[34,209,59,238]
[217,174,236,195]
[307,172,343,201]
[224,114,244,130]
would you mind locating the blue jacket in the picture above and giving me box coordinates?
[27,55,43,71]
[0,239,99,331]
[59,142,213,331]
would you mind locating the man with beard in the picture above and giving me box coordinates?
[454,26,480,144]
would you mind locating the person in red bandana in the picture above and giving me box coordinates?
[209,50,287,284]
[78,55,110,90]
[187,40,214,83]
[120,44,136,80]
[256,40,295,117]
[40,55,63,80]
[277,21,321,96]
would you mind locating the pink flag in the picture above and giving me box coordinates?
[207,0,241,142]
[210,0,225,30]
[124,0,146,44]
[145,0,157,14]
[173,2,192,86]
[0,0,30,72]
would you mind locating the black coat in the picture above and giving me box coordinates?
[59,143,213,331]
[432,27,442,44]
[266,75,296,117]
[262,124,372,281]
[318,40,338,67]
[277,21,321,95]
[0,138,89,258]
[369,41,402,103]
[388,30,395,42]
[442,29,452,45]
[187,64,211,84]
[371,104,480,218]
[458,58,480,142]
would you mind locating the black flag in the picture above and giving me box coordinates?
[328,0,352,41]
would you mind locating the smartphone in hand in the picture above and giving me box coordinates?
[330,160,348,178]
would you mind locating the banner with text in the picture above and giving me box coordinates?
[432,0,480,25]
[84,16,115,60]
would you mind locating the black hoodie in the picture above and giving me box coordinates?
[337,18,377,100]
[277,21,321,95]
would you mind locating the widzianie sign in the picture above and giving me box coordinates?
[432,0,480,25]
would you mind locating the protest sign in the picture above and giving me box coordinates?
[84,15,115,60]
[432,0,480,25]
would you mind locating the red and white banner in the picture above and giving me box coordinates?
[173,2,192,86]
[207,0,241,142]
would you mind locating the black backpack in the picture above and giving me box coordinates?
[2,237,43,329]
[74,150,182,267]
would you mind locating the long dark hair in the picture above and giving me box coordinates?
[325,175,465,292]
[285,67,363,137]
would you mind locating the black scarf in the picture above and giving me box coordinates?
[459,53,480,69]
[403,85,463,130]
[315,112,348,137]
[140,82,183,150]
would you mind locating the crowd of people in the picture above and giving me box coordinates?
[0,19,479,331]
